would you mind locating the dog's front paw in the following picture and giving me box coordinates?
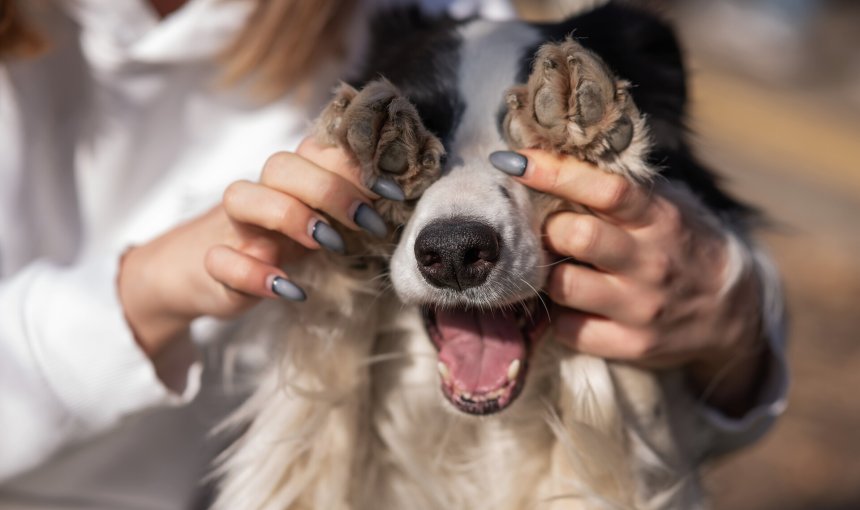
[315,79,445,226]
[503,39,653,180]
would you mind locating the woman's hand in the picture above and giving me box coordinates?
[491,149,767,417]
[119,138,396,363]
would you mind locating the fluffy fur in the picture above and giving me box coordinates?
[213,4,768,509]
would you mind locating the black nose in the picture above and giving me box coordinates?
[414,219,500,291]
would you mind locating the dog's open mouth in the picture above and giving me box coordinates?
[422,298,548,415]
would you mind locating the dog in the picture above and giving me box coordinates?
[212,3,760,509]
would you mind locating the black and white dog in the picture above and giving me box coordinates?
[214,3,764,509]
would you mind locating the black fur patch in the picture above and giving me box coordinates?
[357,3,754,223]
[354,8,467,150]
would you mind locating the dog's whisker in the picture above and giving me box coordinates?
[360,351,435,368]
[536,256,578,268]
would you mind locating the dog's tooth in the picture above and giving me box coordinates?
[507,359,521,382]
[437,362,451,382]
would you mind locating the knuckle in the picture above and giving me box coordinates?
[206,247,253,288]
[636,293,667,325]
[598,176,633,211]
[205,246,248,288]
[628,330,658,359]
[272,199,294,232]
[660,202,684,235]
[203,246,222,277]
[221,181,247,213]
[567,216,600,257]
[549,266,578,304]
[314,177,342,210]
[261,151,295,181]
[548,163,564,194]
[647,252,673,284]
[228,256,255,287]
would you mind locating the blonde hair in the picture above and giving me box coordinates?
[220,0,358,100]
[1,0,356,98]
[0,0,46,59]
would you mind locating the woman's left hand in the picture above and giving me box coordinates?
[492,149,767,417]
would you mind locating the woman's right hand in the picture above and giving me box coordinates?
[119,138,394,362]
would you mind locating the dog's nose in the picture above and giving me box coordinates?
[414,219,500,290]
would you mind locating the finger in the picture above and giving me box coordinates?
[552,311,660,362]
[547,264,664,326]
[490,149,651,224]
[298,137,406,202]
[223,180,345,254]
[544,212,636,273]
[260,151,386,236]
[547,263,624,320]
[297,138,364,189]
[204,245,306,302]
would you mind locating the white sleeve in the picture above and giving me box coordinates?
[0,254,201,481]
[696,238,789,457]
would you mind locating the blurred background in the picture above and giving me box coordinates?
[516,0,860,508]
[666,1,860,509]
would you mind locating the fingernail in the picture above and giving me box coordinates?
[269,276,307,301]
[489,150,528,176]
[353,203,388,238]
[370,176,405,201]
[310,220,346,254]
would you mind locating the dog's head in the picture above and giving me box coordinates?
[378,20,556,415]
[362,6,694,414]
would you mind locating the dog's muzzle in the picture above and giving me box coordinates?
[413,216,548,415]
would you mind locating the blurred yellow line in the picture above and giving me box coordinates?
[689,68,860,197]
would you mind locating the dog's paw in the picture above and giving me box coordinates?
[315,79,445,226]
[502,39,653,180]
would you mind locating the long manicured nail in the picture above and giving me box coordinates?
[269,276,306,301]
[370,176,405,201]
[353,203,388,238]
[489,150,528,176]
[310,220,346,254]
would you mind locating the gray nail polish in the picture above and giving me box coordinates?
[271,276,307,301]
[489,151,528,176]
[354,203,388,238]
[371,176,405,201]
[312,221,346,254]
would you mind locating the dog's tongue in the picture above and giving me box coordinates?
[435,308,525,394]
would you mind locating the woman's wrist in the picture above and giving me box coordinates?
[684,265,768,418]
[118,243,197,361]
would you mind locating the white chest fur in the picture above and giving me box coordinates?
[215,265,708,510]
